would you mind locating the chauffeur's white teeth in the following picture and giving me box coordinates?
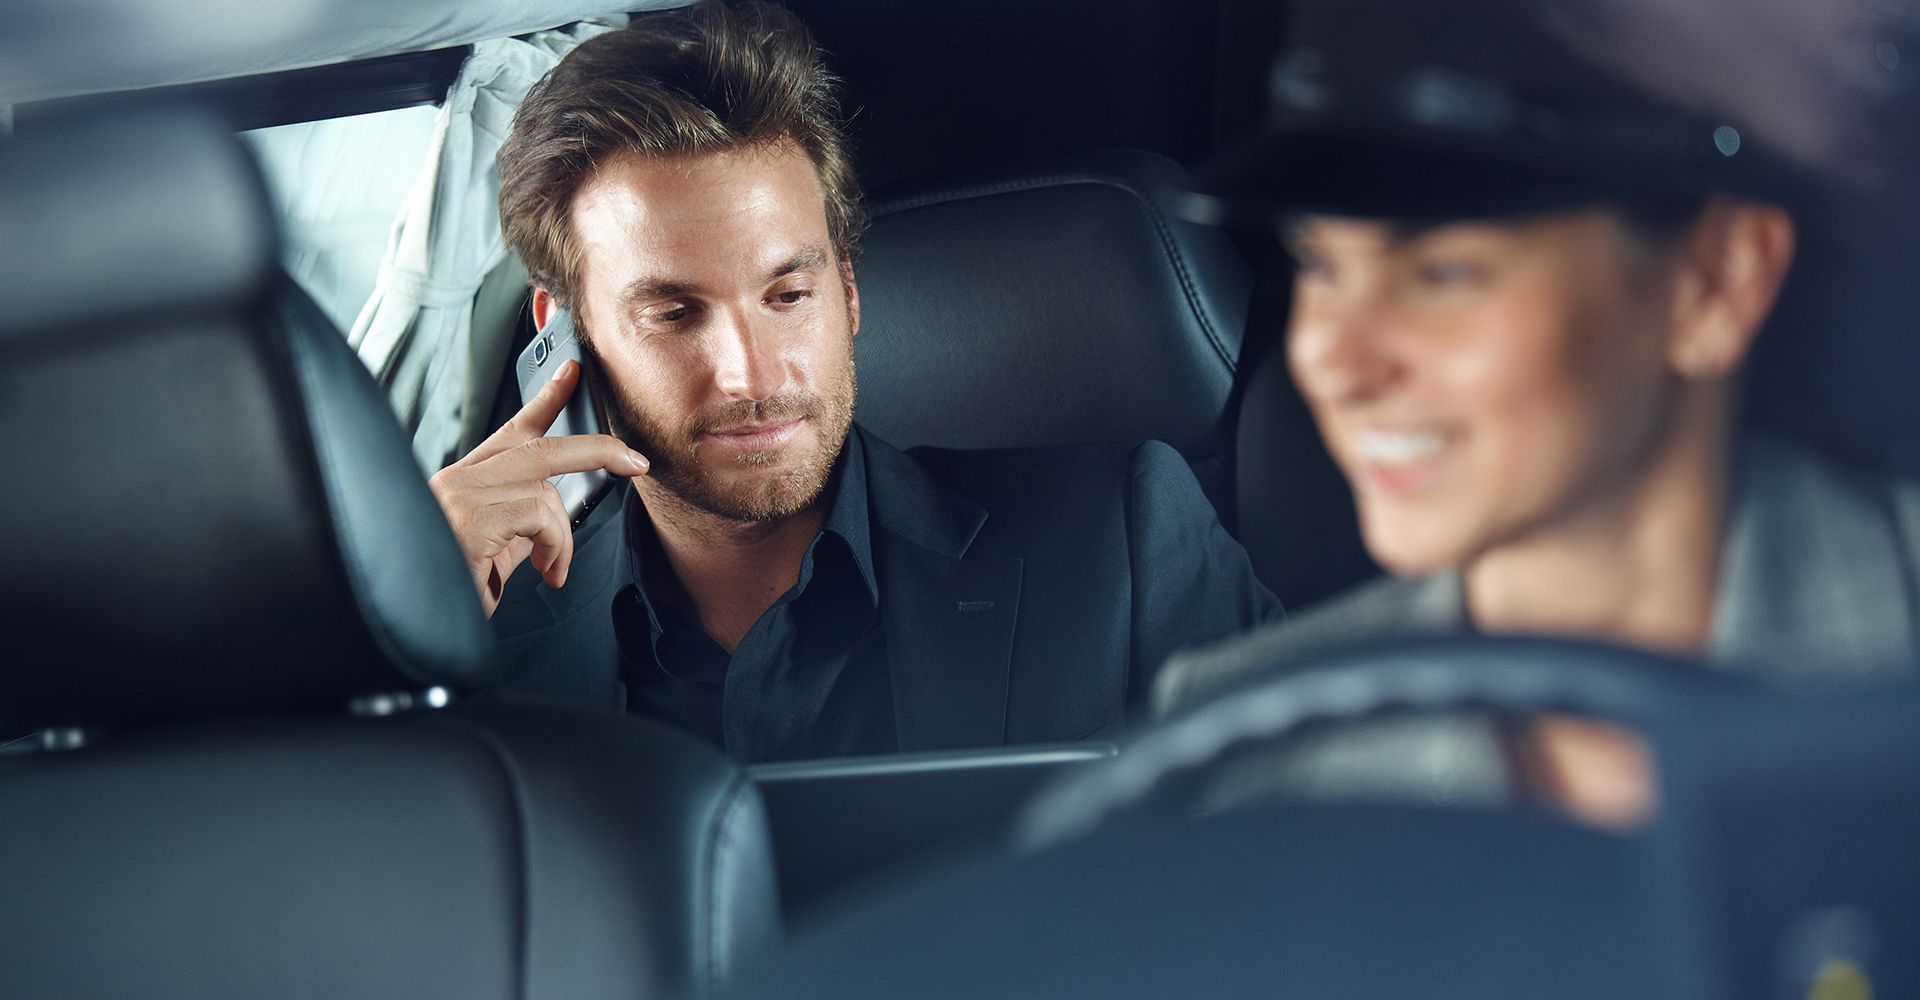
[1356,430,1446,466]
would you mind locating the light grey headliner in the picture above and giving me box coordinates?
[2,0,691,104]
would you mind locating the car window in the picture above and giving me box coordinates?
[241,105,439,333]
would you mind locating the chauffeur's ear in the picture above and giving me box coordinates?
[1665,196,1796,381]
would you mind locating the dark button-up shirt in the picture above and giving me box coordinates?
[612,434,895,762]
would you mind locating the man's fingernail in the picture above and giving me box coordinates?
[628,451,650,473]
[548,359,574,382]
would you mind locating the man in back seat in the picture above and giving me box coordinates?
[427,0,1280,763]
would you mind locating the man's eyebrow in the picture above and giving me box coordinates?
[620,277,700,302]
[616,246,831,302]
[767,245,831,281]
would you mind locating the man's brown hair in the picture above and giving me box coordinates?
[497,1,863,312]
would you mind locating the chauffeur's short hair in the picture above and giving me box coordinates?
[497,0,864,311]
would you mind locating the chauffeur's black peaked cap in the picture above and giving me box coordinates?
[1184,0,1810,224]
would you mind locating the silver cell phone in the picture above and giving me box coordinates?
[514,308,615,528]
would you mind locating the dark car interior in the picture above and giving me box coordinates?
[9,1,1920,997]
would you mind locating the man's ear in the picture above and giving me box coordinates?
[840,258,861,338]
[530,286,558,333]
[1665,197,1796,382]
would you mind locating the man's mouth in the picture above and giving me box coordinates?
[701,417,805,454]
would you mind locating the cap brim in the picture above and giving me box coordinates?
[1181,125,1696,227]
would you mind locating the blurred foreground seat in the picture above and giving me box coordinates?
[0,109,777,1000]
[731,637,1920,1000]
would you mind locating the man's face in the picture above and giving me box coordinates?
[1285,209,1686,574]
[566,142,858,522]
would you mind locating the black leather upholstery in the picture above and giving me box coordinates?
[0,700,778,1000]
[0,110,493,728]
[0,112,273,337]
[728,639,1742,999]
[0,109,780,999]
[728,805,1678,1000]
[852,150,1252,472]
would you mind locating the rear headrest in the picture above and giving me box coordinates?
[0,112,273,337]
[0,110,493,730]
[852,151,1252,459]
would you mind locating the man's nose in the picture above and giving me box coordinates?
[1287,299,1401,407]
[710,308,788,401]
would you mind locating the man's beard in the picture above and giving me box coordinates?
[592,337,857,524]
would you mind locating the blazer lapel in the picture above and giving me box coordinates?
[859,428,1024,751]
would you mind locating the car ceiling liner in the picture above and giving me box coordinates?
[0,0,693,106]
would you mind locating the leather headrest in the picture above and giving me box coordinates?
[0,109,494,729]
[0,112,275,338]
[852,150,1252,459]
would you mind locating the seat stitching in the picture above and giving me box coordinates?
[694,770,754,991]
[420,715,535,1000]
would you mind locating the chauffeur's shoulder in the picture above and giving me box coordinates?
[1152,572,1465,715]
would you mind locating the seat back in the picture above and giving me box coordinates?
[851,150,1253,517]
[729,806,1680,1000]
[1740,216,1920,479]
[0,108,778,999]
[0,110,491,726]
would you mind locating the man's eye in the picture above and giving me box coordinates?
[773,289,814,306]
[654,305,695,325]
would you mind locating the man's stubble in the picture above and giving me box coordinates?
[584,327,857,525]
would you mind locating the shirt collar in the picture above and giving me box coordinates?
[820,427,880,606]
[618,427,879,632]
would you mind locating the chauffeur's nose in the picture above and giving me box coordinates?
[1288,295,1405,410]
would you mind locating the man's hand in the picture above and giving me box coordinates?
[429,360,650,616]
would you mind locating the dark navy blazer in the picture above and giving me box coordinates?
[489,424,1282,751]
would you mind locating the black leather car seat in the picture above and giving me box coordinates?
[0,109,778,1000]
[851,150,1254,523]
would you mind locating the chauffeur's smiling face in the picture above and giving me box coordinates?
[562,140,859,523]
[1284,209,1687,575]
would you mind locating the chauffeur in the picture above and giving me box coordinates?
[427,1,1280,763]
[1154,0,1920,827]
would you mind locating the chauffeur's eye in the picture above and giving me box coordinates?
[1291,249,1333,283]
[1413,259,1486,289]
[770,287,814,307]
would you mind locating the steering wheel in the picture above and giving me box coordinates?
[1017,635,1763,850]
